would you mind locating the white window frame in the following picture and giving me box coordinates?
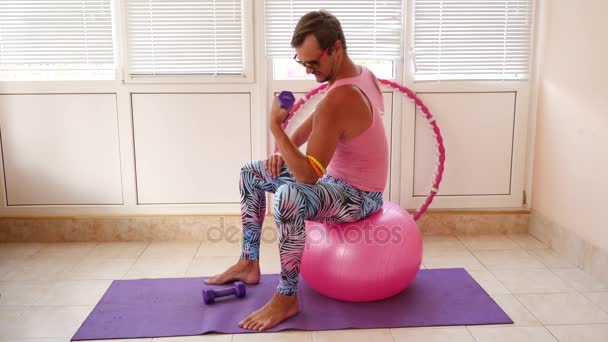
[264,0,406,82]
[0,0,118,83]
[0,0,542,217]
[403,0,536,85]
[262,0,536,211]
[397,0,538,210]
[262,1,407,206]
[117,0,255,84]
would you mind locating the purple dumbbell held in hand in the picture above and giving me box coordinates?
[202,281,246,304]
[278,91,295,109]
[278,91,295,123]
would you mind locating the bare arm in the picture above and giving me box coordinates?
[267,110,314,178]
[289,113,314,148]
[270,86,364,184]
[270,94,345,184]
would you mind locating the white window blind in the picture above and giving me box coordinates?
[0,0,114,80]
[125,0,244,76]
[265,0,403,60]
[413,0,534,80]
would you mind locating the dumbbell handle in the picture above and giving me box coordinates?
[213,288,236,297]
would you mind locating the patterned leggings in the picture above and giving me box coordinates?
[239,160,383,296]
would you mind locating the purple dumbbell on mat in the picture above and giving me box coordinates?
[202,281,246,304]
[278,91,295,109]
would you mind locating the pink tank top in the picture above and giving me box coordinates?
[325,66,389,192]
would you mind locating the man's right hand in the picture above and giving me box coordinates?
[265,153,284,177]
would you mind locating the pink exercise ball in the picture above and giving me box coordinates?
[301,201,423,302]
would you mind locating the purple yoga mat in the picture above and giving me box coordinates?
[72,268,512,340]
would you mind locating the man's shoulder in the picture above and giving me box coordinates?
[317,87,353,113]
[323,84,363,107]
[314,94,342,120]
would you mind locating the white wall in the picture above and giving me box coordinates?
[531,0,608,249]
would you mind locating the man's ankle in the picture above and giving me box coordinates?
[239,258,259,266]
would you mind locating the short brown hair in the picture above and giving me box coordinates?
[291,10,347,53]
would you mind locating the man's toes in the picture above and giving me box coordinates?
[245,320,256,330]
[206,274,233,285]
[258,320,271,331]
[251,320,264,331]
[238,316,249,327]
[248,315,264,330]
[240,315,254,329]
[205,274,222,284]
[249,317,262,330]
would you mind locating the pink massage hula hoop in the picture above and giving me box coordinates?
[277,79,445,221]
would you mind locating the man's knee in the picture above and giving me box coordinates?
[274,183,302,200]
[274,183,293,204]
[274,184,306,219]
[240,160,264,175]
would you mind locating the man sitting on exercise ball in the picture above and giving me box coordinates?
[205,10,389,331]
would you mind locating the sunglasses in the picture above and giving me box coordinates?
[293,47,329,70]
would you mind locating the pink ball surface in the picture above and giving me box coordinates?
[301,201,422,302]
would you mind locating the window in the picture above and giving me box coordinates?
[412,0,534,81]
[125,0,245,77]
[0,0,115,81]
[265,1,404,80]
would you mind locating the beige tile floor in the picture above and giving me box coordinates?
[1,233,608,342]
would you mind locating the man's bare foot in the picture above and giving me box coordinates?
[239,292,299,331]
[204,258,261,285]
